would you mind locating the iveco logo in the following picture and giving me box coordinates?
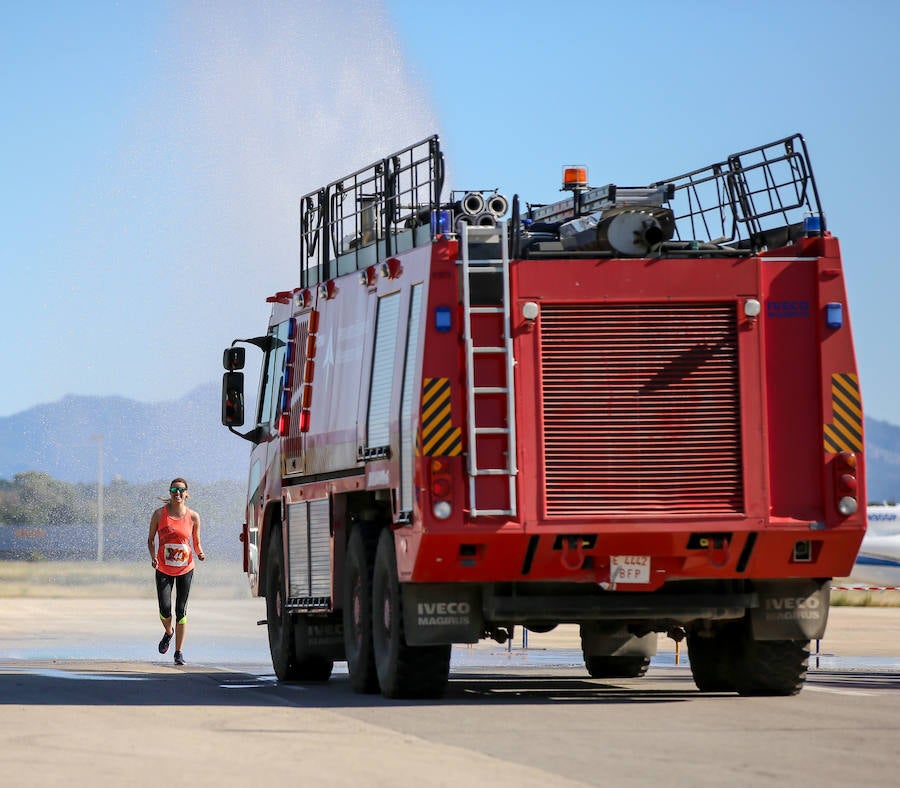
[766,300,810,318]
[764,595,822,621]
[417,601,471,627]
[418,602,471,615]
[765,596,821,610]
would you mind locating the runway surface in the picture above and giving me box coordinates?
[1,597,899,786]
[2,596,898,669]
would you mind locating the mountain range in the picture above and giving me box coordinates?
[0,383,247,485]
[1,383,898,501]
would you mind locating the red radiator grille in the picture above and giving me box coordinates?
[539,302,743,515]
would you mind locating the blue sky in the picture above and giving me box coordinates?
[3,0,899,425]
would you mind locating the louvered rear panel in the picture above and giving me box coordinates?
[540,303,743,515]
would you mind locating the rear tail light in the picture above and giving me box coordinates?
[429,458,453,519]
[833,451,858,516]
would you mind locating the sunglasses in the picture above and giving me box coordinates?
[170,487,187,494]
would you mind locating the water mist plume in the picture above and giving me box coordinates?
[86,0,439,408]
[10,0,438,485]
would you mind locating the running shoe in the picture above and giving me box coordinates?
[158,631,173,654]
[174,651,185,666]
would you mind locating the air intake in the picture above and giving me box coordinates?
[540,302,743,515]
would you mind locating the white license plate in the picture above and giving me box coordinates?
[610,555,650,584]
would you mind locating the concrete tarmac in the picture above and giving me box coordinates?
[1,597,899,787]
[1,597,897,663]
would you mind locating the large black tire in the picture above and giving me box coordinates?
[265,527,298,681]
[266,528,334,682]
[291,616,335,683]
[371,528,451,699]
[584,655,650,679]
[687,624,739,693]
[343,527,380,693]
[733,634,809,697]
[579,626,653,678]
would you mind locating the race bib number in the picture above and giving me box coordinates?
[164,543,191,567]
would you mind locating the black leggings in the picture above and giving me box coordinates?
[155,569,194,624]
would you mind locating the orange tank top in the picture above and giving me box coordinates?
[155,506,196,576]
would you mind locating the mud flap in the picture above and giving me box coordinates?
[401,584,483,646]
[293,613,346,661]
[751,580,830,640]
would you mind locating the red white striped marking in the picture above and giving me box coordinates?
[830,585,900,591]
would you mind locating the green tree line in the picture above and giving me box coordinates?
[0,472,244,527]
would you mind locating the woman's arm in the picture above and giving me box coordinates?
[192,511,205,560]
[147,509,160,568]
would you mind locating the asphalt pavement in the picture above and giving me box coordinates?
[2,597,899,787]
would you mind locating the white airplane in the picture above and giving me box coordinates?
[843,504,900,587]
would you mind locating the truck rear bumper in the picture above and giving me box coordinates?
[401,578,830,646]
[481,588,754,623]
[404,527,864,589]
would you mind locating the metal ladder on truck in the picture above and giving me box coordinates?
[459,221,518,517]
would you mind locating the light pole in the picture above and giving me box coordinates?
[91,435,104,561]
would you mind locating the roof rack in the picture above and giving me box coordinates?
[658,133,824,252]
[298,136,444,287]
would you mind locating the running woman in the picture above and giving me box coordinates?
[147,477,205,665]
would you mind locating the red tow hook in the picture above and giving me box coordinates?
[560,536,585,571]
[706,535,730,567]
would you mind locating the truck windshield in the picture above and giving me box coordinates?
[257,321,291,429]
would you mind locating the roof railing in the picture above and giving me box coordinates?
[658,133,824,252]
[299,135,443,287]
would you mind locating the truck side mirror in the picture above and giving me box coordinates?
[222,371,245,426]
[224,346,246,370]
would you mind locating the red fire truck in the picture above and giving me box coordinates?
[222,134,865,698]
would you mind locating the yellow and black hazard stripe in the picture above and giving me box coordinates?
[419,377,462,456]
[823,373,863,453]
